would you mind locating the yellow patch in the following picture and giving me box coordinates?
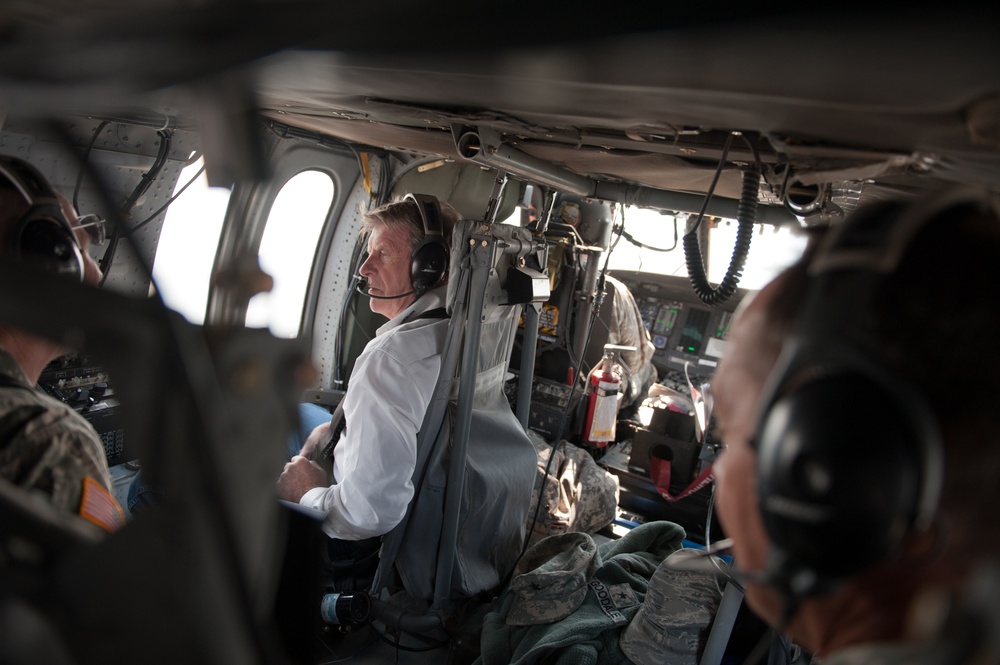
[78,476,126,532]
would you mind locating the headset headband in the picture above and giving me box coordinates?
[405,192,444,239]
[0,157,60,206]
[810,186,999,277]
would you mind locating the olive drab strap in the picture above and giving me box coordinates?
[318,399,347,462]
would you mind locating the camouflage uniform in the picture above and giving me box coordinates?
[0,346,118,525]
[606,275,657,410]
[620,549,722,665]
[527,430,620,544]
[477,521,687,665]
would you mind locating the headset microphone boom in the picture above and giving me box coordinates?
[354,278,418,300]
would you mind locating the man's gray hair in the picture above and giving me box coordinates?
[360,196,460,251]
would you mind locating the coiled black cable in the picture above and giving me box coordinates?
[683,165,758,306]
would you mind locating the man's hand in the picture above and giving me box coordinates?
[299,421,332,461]
[276,456,328,503]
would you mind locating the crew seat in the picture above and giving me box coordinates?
[370,217,541,615]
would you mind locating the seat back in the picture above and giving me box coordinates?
[372,219,540,605]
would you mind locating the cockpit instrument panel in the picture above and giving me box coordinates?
[596,271,749,542]
[38,354,129,467]
[611,270,748,385]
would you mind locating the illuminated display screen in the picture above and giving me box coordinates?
[715,312,734,339]
[676,308,711,354]
[653,302,681,336]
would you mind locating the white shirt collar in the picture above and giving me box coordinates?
[375,285,449,336]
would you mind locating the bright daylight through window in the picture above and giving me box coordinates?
[245,170,333,338]
[152,158,230,324]
[153,167,804,332]
[607,207,807,290]
[153,162,334,337]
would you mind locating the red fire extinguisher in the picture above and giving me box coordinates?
[582,346,626,446]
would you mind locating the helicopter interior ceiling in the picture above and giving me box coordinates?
[1,1,999,218]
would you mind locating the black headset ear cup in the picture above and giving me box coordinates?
[12,210,85,282]
[2,156,85,282]
[405,193,449,292]
[410,235,448,292]
[756,373,922,578]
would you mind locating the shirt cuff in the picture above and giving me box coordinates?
[300,486,328,510]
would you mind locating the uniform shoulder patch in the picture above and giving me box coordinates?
[79,476,126,532]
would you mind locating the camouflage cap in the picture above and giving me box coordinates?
[506,531,599,626]
[620,549,722,665]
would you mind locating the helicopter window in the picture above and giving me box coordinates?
[707,217,807,290]
[607,207,808,290]
[152,158,231,324]
[245,169,334,338]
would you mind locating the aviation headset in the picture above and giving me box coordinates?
[0,155,85,282]
[405,193,449,293]
[751,187,996,595]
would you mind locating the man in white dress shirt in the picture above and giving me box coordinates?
[277,194,458,590]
